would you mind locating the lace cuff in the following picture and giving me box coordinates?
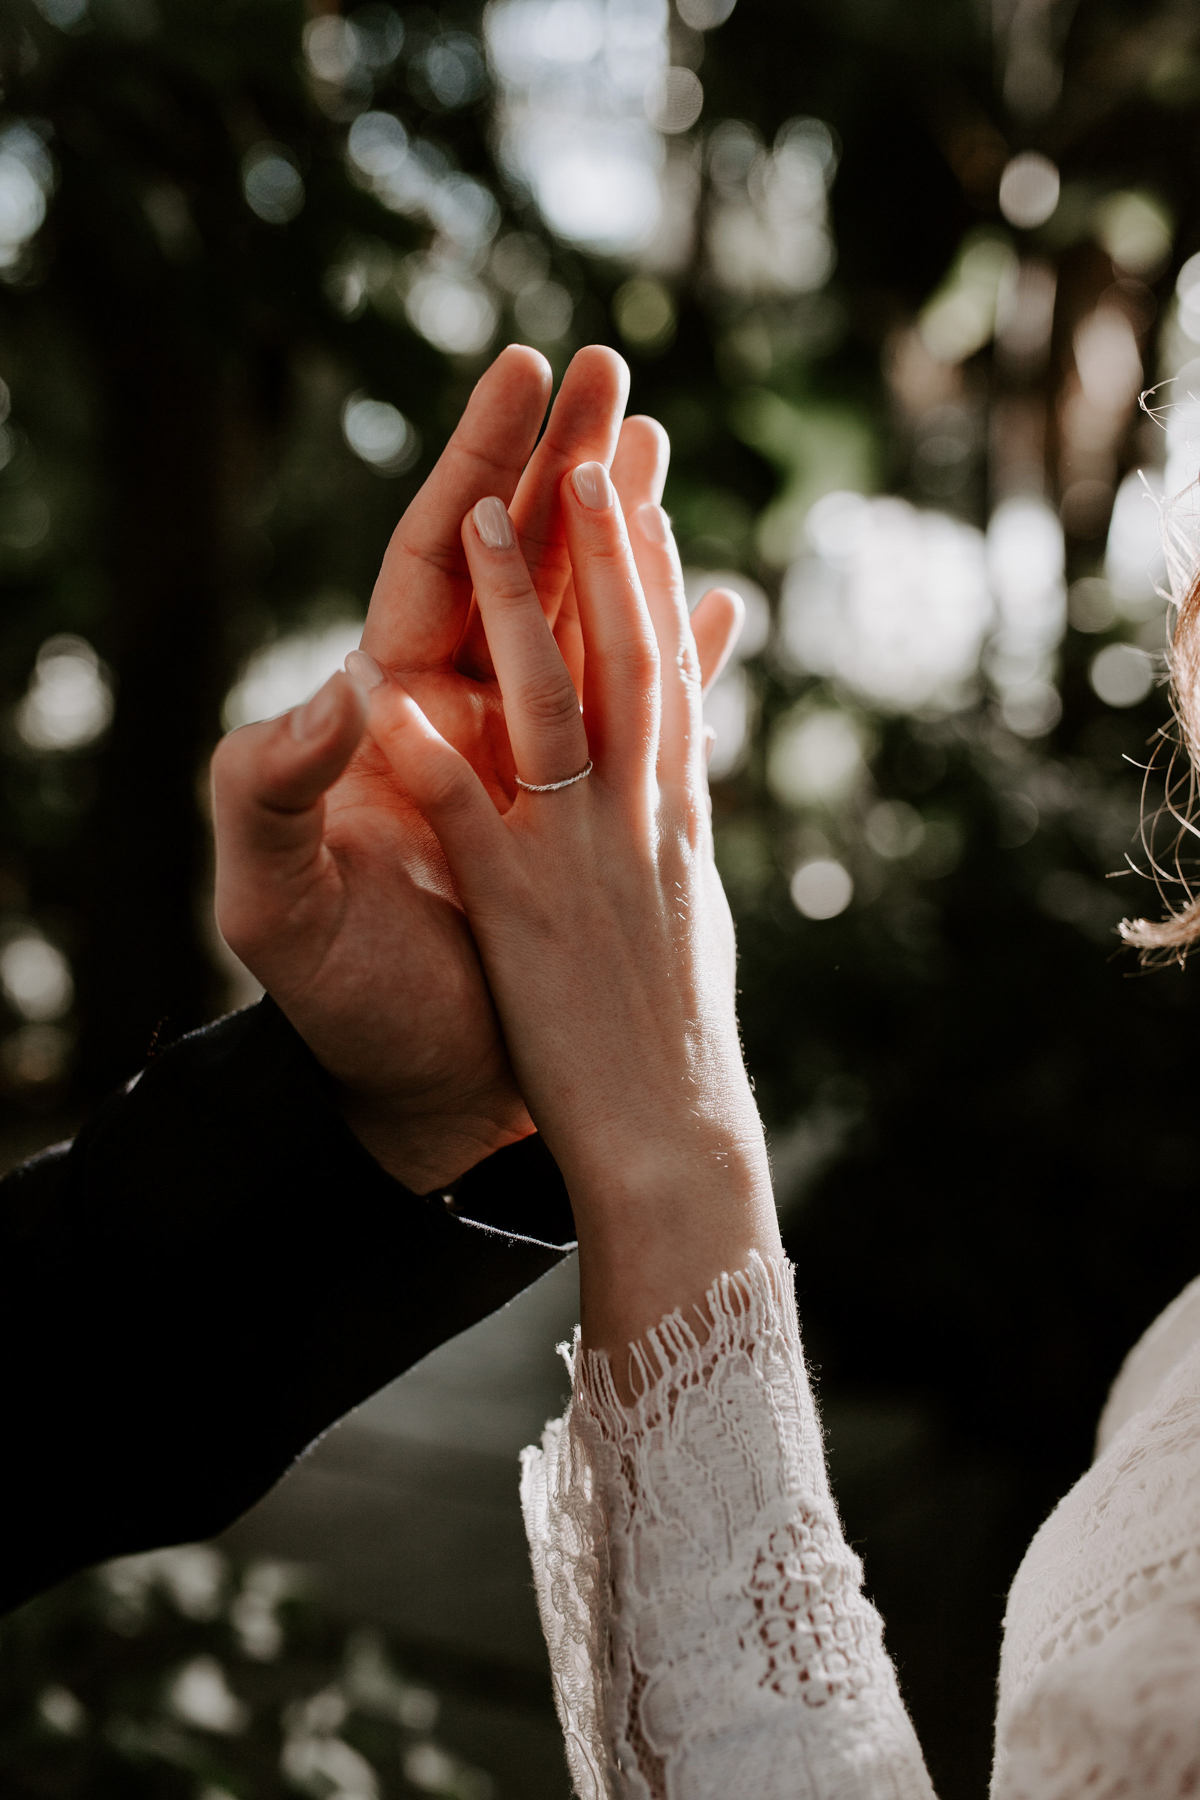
[520,1253,935,1800]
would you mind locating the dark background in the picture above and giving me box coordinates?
[3,0,1200,1794]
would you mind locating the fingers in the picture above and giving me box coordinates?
[561,462,660,780]
[690,585,745,694]
[511,346,630,606]
[461,498,590,789]
[626,500,704,786]
[611,414,669,514]
[365,680,508,912]
[361,345,552,673]
[211,672,368,952]
[455,345,630,678]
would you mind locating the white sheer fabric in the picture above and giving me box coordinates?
[521,1254,1200,1800]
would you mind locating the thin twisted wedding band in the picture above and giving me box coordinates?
[515,759,593,794]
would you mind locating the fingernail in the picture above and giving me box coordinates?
[634,502,672,544]
[292,678,342,741]
[571,462,614,512]
[345,649,385,690]
[473,496,516,550]
[703,724,717,767]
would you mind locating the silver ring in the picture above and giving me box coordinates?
[515,759,593,794]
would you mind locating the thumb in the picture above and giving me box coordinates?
[212,671,368,946]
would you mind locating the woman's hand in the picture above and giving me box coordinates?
[363,453,780,1356]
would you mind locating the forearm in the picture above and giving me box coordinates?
[0,998,575,1617]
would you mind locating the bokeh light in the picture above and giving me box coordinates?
[405,266,498,355]
[341,395,421,474]
[780,493,992,713]
[790,858,853,920]
[613,276,675,350]
[0,123,54,270]
[919,234,1014,363]
[0,933,73,1023]
[1106,470,1166,610]
[32,0,89,26]
[223,621,366,731]
[676,0,736,24]
[646,67,703,134]
[15,636,113,752]
[487,0,668,255]
[985,497,1065,734]
[997,152,1060,228]
[1093,190,1172,278]
[707,118,837,297]
[1089,642,1155,708]
[241,145,305,225]
[768,706,866,806]
[865,800,925,860]
[168,1656,249,1735]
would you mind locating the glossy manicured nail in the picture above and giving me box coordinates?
[345,649,385,690]
[633,502,672,544]
[703,724,717,767]
[292,677,342,741]
[571,462,614,512]
[473,496,516,550]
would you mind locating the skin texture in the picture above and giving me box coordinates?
[362,462,781,1369]
[211,346,742,1194]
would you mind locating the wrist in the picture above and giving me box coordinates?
[546,1086,780,1364]
[338,1091,536,1194]
[553,1072,770,1216]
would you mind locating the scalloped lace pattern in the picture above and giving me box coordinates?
[519,1254,935,1799]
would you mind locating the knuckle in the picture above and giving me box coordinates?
[425,759,473,817]
[612,632,659,688]
[487,571,538,612]
[676,643,702,690]
[519,675,582,731]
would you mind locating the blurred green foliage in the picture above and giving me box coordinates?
[4,0,1200,1794]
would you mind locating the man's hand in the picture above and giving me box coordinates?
[211,345,739,1193]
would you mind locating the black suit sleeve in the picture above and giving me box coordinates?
[0,996,575,1617]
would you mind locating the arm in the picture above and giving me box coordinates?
[361,436,936,1797]
[0,996,574,1619]
[2,344,626,1615]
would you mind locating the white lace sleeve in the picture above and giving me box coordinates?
[519,1253,936,1800]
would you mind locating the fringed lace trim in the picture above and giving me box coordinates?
[521,1253,935,1800]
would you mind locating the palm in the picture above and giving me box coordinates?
[304,666,519,1119]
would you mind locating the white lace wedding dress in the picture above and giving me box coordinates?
[520,1255,1200,1798]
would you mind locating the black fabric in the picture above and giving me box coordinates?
[0,997,574,1617]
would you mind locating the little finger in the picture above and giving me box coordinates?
[627,500,702,787]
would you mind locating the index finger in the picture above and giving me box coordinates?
[361,345,552,674]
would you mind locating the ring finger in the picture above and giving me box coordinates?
[461,497,590,792]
